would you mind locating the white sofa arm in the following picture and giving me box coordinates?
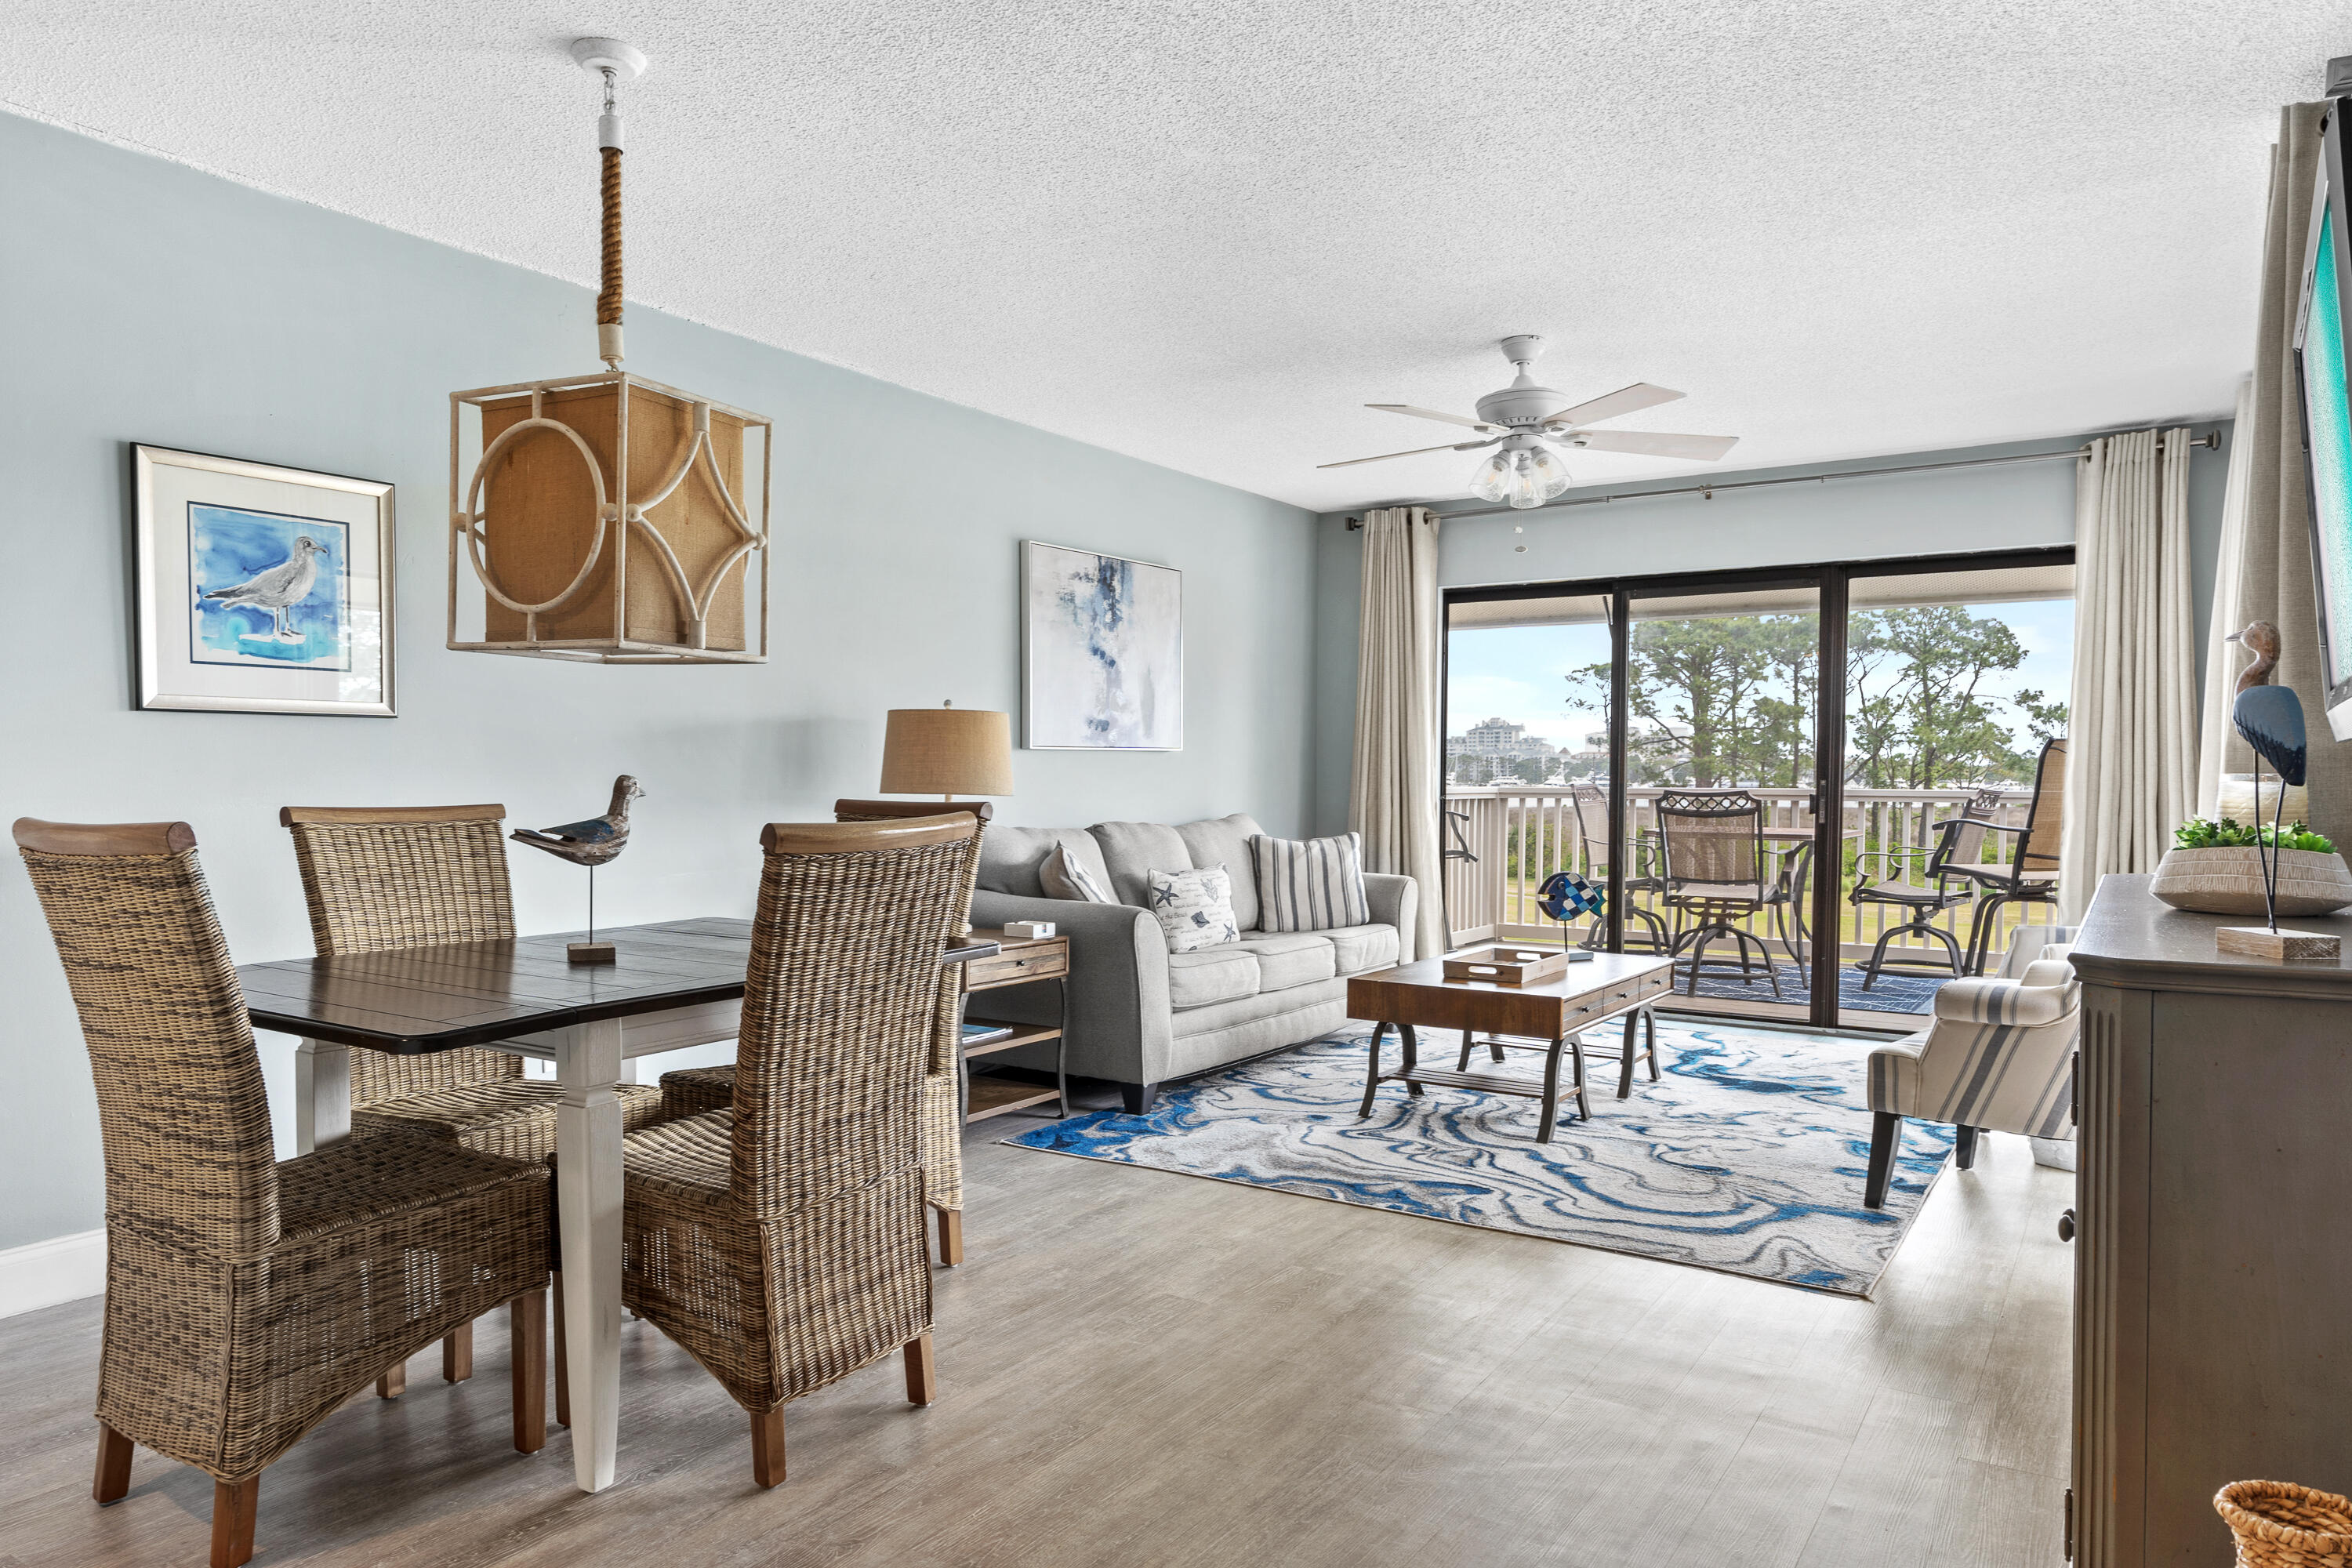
[1362,873,1420,964]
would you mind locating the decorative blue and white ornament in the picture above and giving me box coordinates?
[1537,869,1604,925]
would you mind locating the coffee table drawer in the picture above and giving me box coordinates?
[1559,968,1671,1029]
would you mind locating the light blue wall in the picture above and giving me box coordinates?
[1310,426,2236,835]
[0,111,1317,1254]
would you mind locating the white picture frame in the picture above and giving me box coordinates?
[1022,540,1182,750]
[134,445,395,717]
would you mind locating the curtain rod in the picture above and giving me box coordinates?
[1341,429,2223,528]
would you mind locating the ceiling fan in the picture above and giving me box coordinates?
[1321,335,1740,508]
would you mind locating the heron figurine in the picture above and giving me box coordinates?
[2226,622,2307,937]
[511,775,644,964]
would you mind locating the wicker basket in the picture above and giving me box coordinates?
[2216,1480,2352,1566]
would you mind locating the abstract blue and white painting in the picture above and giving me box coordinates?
[1023,541,1181,749]
[187,503,350,670]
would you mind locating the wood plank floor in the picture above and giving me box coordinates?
[0,1109,2074,1567]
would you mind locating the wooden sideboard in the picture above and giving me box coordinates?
[2067,875,2352,1565]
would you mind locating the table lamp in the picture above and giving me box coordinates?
[879,701,1011,939]
[880,702,1014,802]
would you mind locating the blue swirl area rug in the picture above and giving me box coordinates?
[1003,1020,1953,1298]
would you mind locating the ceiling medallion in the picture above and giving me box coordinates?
[447,39,771,664]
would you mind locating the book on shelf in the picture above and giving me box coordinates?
[960,1022,1016,1049]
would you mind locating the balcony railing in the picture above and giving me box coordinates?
[1441,784,2042,984]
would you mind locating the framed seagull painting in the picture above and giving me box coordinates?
[133,445,394,716]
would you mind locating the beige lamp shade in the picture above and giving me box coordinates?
[880,704,1014,798]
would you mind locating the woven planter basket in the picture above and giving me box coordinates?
[2150,846,2352,917]
[2216,1480,2352,1567]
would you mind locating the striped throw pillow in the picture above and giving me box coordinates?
[1250,832,1371,933]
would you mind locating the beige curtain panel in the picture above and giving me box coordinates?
[2061,427,2201,920]
[2210,100,2352,850]
[2195,376,2257,815]
[1349,505,1449,959]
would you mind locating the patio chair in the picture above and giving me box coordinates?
[1948,739,2065,974]
[1656,789,1780,999]
[1847,787,2003,989]
[1569,784,1670,951]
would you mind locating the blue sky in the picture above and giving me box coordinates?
[1447,597,2074,754]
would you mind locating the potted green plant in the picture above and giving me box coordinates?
[2149,817,2352,916]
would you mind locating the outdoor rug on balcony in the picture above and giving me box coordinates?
[1683,963,1946,1014]
[1002,1018,1953,1298]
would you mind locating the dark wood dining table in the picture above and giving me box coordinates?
[238,916,998,1495]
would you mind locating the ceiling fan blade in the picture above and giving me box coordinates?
[1366,403,1501,432]
[1558,429,1740,461]
[1317,439,1498,470]
[1541,382,1685,430]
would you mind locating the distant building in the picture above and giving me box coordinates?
[1447,717,1565,786]
[1448,716,1557,760]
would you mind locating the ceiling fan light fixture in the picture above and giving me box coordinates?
[1471,444,1572,509]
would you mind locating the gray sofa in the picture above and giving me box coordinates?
[969,813,1418,1112]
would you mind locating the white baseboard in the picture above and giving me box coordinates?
[0,1229,105,1319]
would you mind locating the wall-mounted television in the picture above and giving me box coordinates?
[2295,100,2352,742]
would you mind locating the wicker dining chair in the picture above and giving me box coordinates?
[657,797,989,1268]
[15,819,552,1568]
[281,804,662,1394]
[1655,789,1781,998]
[619,812,980,1486]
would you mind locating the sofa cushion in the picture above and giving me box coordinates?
[1249,830,1370,932]
[1040,842,1114,903]
[1323,922,1401,975]
[1147,866,1242,953]
[1174,814,1265,930]
[980,826,1114,900]
[1236,931,1337,991]
[1090,820,1194,909]
[1166,946,1260,1010]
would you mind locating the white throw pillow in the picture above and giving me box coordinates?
[1146,866,1241,952]
[1249,831,1371,933]
[1040,843,1113,903]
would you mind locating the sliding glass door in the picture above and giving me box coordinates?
[1611,580,1824,1023]
[1442,549,2072,1031]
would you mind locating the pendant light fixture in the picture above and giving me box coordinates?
[447,38,771,663]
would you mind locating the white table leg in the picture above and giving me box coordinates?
[556,1017,626,1493]
[294,1038,350,1154]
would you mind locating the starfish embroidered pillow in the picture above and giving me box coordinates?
[1146,866,1240,953]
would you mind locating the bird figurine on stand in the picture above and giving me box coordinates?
[2218,623,2333,960]
[512,775,644,964]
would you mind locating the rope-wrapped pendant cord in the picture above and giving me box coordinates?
[597,147,623,327]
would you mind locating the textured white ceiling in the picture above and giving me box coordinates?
[3,2,2341,511]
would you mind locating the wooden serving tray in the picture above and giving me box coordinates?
[1442,945,1577,986]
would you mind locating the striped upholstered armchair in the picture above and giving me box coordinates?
[1861,925,2078,1209]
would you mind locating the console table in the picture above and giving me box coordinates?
[2067,875,2352,1565]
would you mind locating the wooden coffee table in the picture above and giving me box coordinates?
[1349,953,1675,1142]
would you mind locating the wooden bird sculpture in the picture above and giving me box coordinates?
[512,775,644,962]
[511,775,644,866]
[2227,622,2308,787]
